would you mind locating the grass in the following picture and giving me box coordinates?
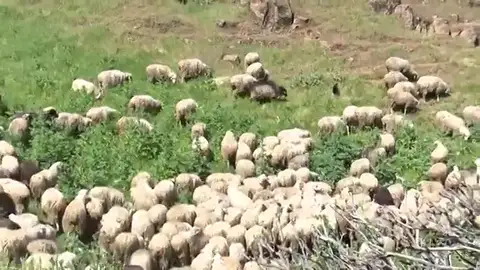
[0,0,479,268]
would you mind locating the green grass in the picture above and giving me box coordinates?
[0,0,479,268]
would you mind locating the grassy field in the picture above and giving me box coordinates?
[0,0,479,268]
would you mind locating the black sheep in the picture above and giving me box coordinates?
[17,160,41,186]
[370,186,395,206]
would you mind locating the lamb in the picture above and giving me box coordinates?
[247,80,287,102]
[390,91,420,115]
[117,116,153,135]
[244,52,260,69]
[245,62,269,81]
[435,111,470,140]
[175,98,198,125]
[97,69,132,90]
[385,56,418,81]
[86,106,119,124]
[235,159,256,178]
[383,71,408,89]
[317,116,348,135]
[462,105,480,126]
[239,133,257,152]
[178,58,212,82]
[40,188,67,231]
[146,64,177,84]
[71,78,101,97]
[416,75,450,101]
[192,136,213,160]
[127,95,162,115]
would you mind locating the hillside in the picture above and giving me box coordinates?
[0,0,479,269]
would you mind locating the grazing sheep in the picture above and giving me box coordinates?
[97,69,132,90]
[86,106,119,124]
[192,136,213,160]
[8,113,33,143]
[230,74,258,97]
[55,112,91,133]
[0,178,30,213]
[381,113,413,133]
[350,158,371,177]
[61,189,90,238]
[462,105,480,126]
[385,57,418,81]
[117,116,153,135]
[131,210,155,244]
[390,91,419,115]
[131,176,158,211]
[146,64,177,84]
[247,80,287,102]
[26,239,57,254]
[175,98,198,125]
[29,162,63,200]
[387,81,418,99]
[384,71,408,89]
[244,52,260,69]
[379,132,395,155]
[317,116,348,135]
[17,160,40,185]
[191,122,207,138]
[178,58,211,82]
[416,75,450,101]
[435,111,470,140]
[71,78,100,97]
[128,95,162,115]
[357,106,384,129]
[431,140,448,164]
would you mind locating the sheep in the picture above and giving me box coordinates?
[154,179,177,207]
[148,232,173,270]
[356,106,384,129]
[0,155,19,180]
[25,253,55,269]
[112,232,143,263]
[431,140,448,164]
[0,141,16,158]
[245,62,268,81]
[8,213,39,229]
[127,248,155,270]
[247,80,287,102]
[317,116,348,135]
[130,176,158,211]
[175,173,202,193]
[387,81,419,99]
[416,75,450,101]
[384,71,408,89]
[230,74,258,97]
[55,112,92,133]
[371,186,395,206]
[235,159,256,178]
[147,204,168,231]
[131,210,155,244]
[238,132,257,152]
[385,56,418,81]
[40,188,67,231]
[17,160,40,185]
[55,251,77,270]
[221,130,238,167]
[435,111,470,140]
[221,54,241,69]
[379,132,395,155]
[350,158,371,177]
[88,186,125,211]
[26,239,57,254]
[245,225,269,258]
[86,106,119,124]
[146,64,177,84]
[390,91,420,115]
[117,116,153,135]
[462,105,480,126]
[175,98,198,125]
[8,113,32,142]
[99,206,132,251]
[29,161,63,199]
[0,178,30,213]
[128,95,162,114]
[61,189,91,238]
[71,78,101,97]
[381,113,413,133]
[167,204,196,225]
[244,52,260,69]
[428,162,448,183]
[97,69,132,90]
[178,58,211,82]
[191,122,207,138]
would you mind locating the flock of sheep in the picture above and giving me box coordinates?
[0,49,479,270]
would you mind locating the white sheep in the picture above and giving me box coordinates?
[462,105,480,126]
[146,63,177,84]
[244,52,260,69]
[131,210,155,244]
[97,69,132,90]
[435,110,470,140]
[128,95,162,114]
[71,78,100,97]
[247,80,287,102]
[178,58,211,82]
[40,187,67,231]
[0,141,16,158]
[384,71,408,89]
[55,112,92,132]
[245,62,268,81]
[85,106,119,124]
[117,116,153,135]
[191,122,207,138]
[317,116,348,135]
[390,91,419,115]
[387,81,418,99]
[0,178,30,213]
[416,75,450,101]
[230,74,258,97]
[175,98,198,125]
[61,189,90,237]
[385,56,418,81]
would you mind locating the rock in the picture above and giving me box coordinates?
[250,0,294,30]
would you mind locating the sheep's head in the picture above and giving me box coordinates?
[279,86,287,97]
[169,72,177,84]
[125,73,133,82]
[458,126,471,141]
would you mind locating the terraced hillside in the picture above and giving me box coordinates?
[0,0,479,269]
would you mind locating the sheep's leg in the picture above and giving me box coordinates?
[436,93,440,102]
[403,105,408,115]
[346,125,350,136]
